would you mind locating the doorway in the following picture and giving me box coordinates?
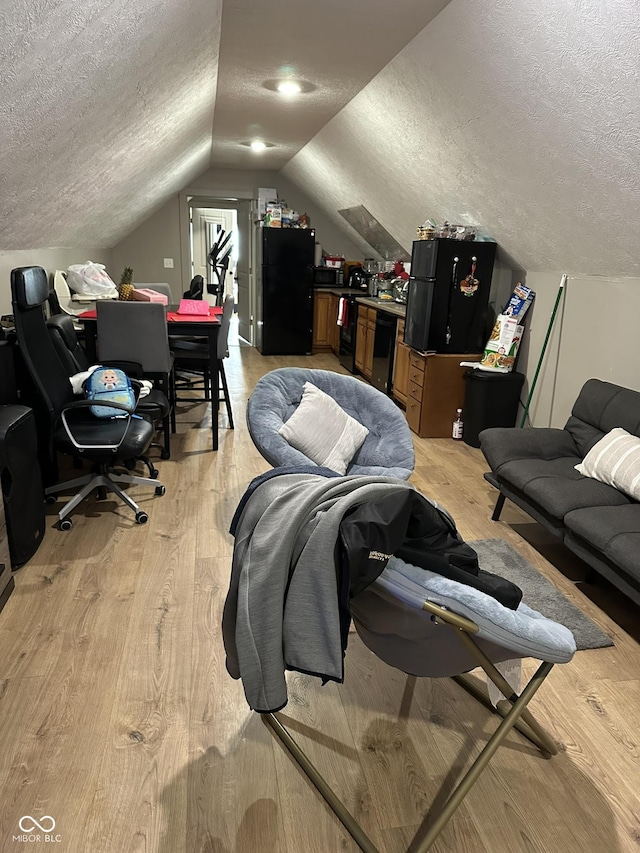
[186,196,253,343]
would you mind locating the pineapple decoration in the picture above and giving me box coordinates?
[118,266,134,300]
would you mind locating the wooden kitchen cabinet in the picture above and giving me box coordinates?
[404,352,481,438]
[355,305,377,379]
[312,291,332,352]
[355,309,367,373]
[392,318,411,406]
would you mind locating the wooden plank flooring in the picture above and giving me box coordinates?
[0,328,638,852]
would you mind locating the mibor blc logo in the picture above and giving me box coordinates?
[13,815,62,843]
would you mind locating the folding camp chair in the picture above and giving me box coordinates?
[261,555,576,853]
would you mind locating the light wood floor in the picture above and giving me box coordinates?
[0,331,638,853]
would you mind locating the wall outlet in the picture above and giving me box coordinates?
[163,258,174,269]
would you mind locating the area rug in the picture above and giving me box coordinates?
[469,538,613,650]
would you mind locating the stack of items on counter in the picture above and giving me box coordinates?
[479,283,535,373]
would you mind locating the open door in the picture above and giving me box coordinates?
[235,200,252,343]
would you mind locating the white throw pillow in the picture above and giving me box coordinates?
[278,382,369,475]
[575,427,640,500]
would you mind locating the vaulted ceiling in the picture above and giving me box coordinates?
[2,0,640,276]
[0,0,448,251]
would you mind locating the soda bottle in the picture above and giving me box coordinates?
[452,408,464,440]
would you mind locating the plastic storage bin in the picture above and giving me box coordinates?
[463,370,525,448]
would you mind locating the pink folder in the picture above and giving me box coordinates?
[178,299,210,315]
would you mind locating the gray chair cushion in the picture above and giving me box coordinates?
[564,505,640,582]
[247,368,415,479]
[351,556,576,678]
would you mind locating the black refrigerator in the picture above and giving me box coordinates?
[404,239,496,353]
[256,227,315,355]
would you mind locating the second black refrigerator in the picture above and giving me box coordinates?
[404,238,497,353]
[256,227,315,355]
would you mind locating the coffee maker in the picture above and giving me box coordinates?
[348,267,372,292]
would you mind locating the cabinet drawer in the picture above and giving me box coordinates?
[409,366,424,386]
[409,380,423,402]
[409,351,425,372]
[406,396,421,432]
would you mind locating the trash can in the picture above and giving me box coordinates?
[463,370,525,448]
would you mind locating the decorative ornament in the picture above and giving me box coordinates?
[460,257,479,297]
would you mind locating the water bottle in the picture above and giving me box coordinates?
[452,408,464,441]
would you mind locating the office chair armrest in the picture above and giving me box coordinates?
[58,399,134,452]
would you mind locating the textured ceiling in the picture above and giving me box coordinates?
[0,0,448,250]
[284,0,640,276]
[3,0,639,275]
[211,0,450,169]
[0,0,222,250]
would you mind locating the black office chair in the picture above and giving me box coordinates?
[170,293,234,429]
[47,313,172,467]
[182,274,204,300]
[12,266,165,529]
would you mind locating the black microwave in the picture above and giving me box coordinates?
[312,266,343,287]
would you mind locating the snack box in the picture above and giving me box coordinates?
[480,314,523,372]
[502,282,535,320]
[131,288,168,305]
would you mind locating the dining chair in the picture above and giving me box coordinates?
[96,301,175,458]
[170,292,234,429]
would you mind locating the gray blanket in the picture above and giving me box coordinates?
[222,473,416,712]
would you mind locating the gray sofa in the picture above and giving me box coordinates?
[480,378,640,606]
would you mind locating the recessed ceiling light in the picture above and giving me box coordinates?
[250,140,267,152]
[277,80,302,96]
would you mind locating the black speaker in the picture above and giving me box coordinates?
[0,341,18,404]
[0,405,45,568]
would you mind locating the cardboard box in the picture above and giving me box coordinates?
[502,282,535,320]
[131,288,168,305]
[480,314,523,372]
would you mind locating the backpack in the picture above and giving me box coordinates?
[84,367,136,418]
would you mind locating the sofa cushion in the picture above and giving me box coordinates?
[575,427,640,501]
[564,505,640,583]
[480,426,580,472]
[565,379,640,456]
[497,457,631,520]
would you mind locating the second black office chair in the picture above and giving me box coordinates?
[47,312,173,465]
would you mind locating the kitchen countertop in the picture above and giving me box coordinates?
[355,296,406,318]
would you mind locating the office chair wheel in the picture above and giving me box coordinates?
[45,495,57,505]
[160,449,170,460]
[60,518,73,531]
[135,511,149,524]
[155,485,166,497]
